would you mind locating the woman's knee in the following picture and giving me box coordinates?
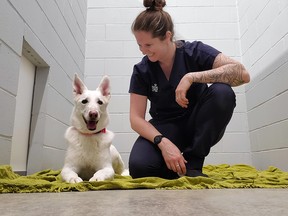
[128,156,157,178]
[209,83,236,110]
[128,139,160,178]
[128,154,145,178]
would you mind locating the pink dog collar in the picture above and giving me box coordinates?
[98,128,106,134]
[78,128,106,136]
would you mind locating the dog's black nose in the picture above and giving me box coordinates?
[89,111,98,119]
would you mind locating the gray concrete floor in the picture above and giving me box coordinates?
[0,189,287,216]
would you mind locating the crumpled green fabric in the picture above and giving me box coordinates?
[1,164,288,193]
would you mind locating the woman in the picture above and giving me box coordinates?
[128,0,250,179]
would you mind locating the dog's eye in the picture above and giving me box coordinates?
[97,100,103,105]
[81,99,88,104]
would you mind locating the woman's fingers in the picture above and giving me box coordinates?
[175,74,193,108]
[175,94,189,108]
[169,157,187,175]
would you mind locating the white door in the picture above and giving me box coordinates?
[10,55,35,172]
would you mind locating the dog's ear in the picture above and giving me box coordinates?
[73,74,87,96]
[98,75,110,97]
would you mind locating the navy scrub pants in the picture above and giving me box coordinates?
[129,83,236,179]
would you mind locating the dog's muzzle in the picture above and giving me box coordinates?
[83,111,99,131]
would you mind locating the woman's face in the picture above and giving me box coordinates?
[134,31,170,62]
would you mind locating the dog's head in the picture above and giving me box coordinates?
[71,74,111,134]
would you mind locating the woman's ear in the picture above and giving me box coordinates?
[165,31,173,41]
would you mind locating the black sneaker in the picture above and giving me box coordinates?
[186,169,208,178]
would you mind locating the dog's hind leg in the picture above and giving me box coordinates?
[110,145,125,174]
[113,156,125,175]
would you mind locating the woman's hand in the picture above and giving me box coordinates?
[175,74,193,108]
[158,138,187,175]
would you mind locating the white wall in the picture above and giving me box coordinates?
[0,0,87,173]
[239,0,288,171]
[85,0,251,168]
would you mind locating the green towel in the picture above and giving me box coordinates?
[1,164,288,193]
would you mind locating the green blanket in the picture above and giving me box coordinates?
[1,164,288,193]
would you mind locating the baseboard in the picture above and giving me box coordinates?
[14,171,27,176]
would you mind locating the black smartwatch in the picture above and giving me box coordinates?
[153,135,164,145]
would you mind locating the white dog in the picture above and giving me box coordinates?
[61,74,125,183]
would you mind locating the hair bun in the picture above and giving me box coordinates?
[143,0,166,11]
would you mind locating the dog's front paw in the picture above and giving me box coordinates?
[89,175,105,182]
[89,169,114,182]
[68,177,83,183]
[89,173,112,182]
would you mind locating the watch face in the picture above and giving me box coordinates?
[154,135,163,145]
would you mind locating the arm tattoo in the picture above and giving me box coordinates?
[190,53,248,87]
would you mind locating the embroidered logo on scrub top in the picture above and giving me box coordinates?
[152,84,158,93]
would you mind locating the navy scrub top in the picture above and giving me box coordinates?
[129,40,220,121]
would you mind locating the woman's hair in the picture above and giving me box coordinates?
[131,0,174,41]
